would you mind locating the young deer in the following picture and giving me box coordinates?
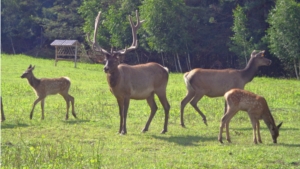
[218,89,282,144]
[180,50,271,127]
[21,65,77,120]
[89,11,170,135]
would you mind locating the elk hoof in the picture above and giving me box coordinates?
[120,130,127,135]
[181,124,186,128]
[219,140,223,144]
[203,119,208,126]
[160,129,167,134]
[141,128,148,133]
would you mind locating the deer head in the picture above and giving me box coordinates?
[88,10,144,73]
[21,65,35,78]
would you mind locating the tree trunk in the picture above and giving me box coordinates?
[9,36,16,54]
[294,58,299,79]
[176,53,182,73]
[161,53,165,66]
[135,51,140,64]
[173,55,178,72]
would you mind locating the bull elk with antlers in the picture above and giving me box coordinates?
[180,50,272,127]
[89,10,170,135]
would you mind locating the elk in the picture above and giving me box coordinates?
[89,10,170,135]
[21,65,77,120]
[180,50,271,127]
[218,89,282,144]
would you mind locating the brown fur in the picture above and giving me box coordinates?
[105,59,170,134]
[91,11,169,134]
[21,65,76,120]
[218,89,282,144]
[180,50,271,127]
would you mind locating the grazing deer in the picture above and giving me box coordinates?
[89,10,170,135]
[180,50,271,127]
[21,65,77,120]
[218,89,282,144]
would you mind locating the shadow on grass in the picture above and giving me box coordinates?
[151,135,216,146]
[233,127,299,131]
[63,119,90,124]
[1,122,29,129]
[279,143,300,147]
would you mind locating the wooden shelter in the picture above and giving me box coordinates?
[50,40,82,67]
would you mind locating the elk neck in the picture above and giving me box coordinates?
[26,73,41,89]
[261,106,276,130]
[240,58,259,83]
[106,69,120,88]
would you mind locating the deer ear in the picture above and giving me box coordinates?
[31,65,35,70]
[28,64,32,69]
[251,50,258,57]
[260,50,265,57]
[277,122,283,129]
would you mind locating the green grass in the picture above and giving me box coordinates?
[1,54,300,168]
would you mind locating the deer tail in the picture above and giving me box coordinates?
[183,72,194,91]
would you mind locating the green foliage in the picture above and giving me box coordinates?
[266,0,300,78]
[140,0,188,53]
[230,5,254,64]
[1,54,300,168]
[37,0,84,40]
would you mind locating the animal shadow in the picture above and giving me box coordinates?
[1,122,29,129]
[152,135,216,146]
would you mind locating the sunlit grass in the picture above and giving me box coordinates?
[1,54,300,168]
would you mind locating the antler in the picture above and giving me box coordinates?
[89,11,110,55]
[89,10,144,56]
[114,10,145,55]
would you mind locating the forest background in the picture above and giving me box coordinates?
[2,0,300,79]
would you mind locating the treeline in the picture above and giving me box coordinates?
[1,0,300,78]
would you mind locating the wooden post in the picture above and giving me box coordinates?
[55,46,58,66]
[74,44,78,68]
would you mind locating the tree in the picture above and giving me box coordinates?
[37,0,85,42]
[229,5,254,66]
[140,0,189,72]
[266,0,300,79]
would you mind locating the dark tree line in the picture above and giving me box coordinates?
[2,0,300,78]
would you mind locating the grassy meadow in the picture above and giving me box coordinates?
[1,54,300,168]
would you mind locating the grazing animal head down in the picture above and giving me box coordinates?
[270,122,283,143]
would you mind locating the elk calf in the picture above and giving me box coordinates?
[21,65,77,120]
[218,89,282,144]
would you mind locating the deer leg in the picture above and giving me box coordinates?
[30,97,44,120]
[61,94,70,120]
[180,91,195,127]
[223,101,227,115]
[189,93,207,125]
[218,119,226,143]
[1,97,5,122]
[116,98,124,134]
[157,92,170,134]
[142,93,157,133]
[41,99,45,120]
[250,119,258,144]
[68,94,77,119]
[256,121,262,143]
[121,97,130,135]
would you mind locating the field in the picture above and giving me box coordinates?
[1,54,300,168]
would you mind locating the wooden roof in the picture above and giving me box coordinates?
[50,40,80,47]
